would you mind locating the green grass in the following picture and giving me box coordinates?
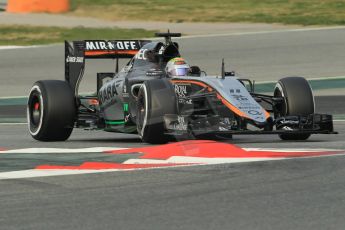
[0,25,155,46]
[70,0,345,25]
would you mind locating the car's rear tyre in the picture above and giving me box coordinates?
[27,80,76,141]
[136,79,177,144]
[274,76,314,140]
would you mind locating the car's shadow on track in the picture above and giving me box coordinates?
[71,137,143,143]
[72,137,332,144]
[228,139,331,144]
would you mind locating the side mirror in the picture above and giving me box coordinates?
[189,66,201,76]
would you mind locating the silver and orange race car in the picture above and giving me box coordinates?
[27,32,336,143]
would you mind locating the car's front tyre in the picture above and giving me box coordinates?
[136,79,177,144]
[274,76,315,140]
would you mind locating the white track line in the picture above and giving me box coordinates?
[0,147,340,154]
[124,156,283,164]
[0,164,193,180]
[0,44,57,50]
[0,158,282,180]
[1,75,344,99]
[0,96,27,99]
[173,26,345,39]
[0,123,27,125]
[0,46,28,50]
[255,75,345,84]
[1,25,345,51]
[1,151,345,180]
[0,147,127,154]
[0,169,120,179]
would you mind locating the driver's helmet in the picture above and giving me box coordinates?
[165,57,190,77]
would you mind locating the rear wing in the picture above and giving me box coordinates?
[65,40,150,96]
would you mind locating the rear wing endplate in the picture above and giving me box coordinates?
[65,40,150,96]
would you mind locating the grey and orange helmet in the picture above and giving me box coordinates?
[165,57,190,77]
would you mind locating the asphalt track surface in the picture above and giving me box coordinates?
[0,27,345,230]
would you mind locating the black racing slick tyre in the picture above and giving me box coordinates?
[274,76,315,141]
[136,79,177,144]
[27,80,76,141]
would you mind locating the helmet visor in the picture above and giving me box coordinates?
[170,67,189,76]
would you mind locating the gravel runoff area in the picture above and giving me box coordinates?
[0,12,306,35]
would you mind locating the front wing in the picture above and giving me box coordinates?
[163,113,337,136]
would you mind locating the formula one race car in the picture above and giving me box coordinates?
[27,32,336,143]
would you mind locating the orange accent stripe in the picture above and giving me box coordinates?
[171,80,212,92]
[263,110,271,119]
[171,79,250,118]
[85,50,138,57]
[216,94,251,119]
[171,79,271,120]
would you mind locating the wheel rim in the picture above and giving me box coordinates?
[137,92,145,135]
[136,84,150,138]
[27,86,44,135]
[32,102,40,125]
[29,92,41,128]
[273,84,287,118]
